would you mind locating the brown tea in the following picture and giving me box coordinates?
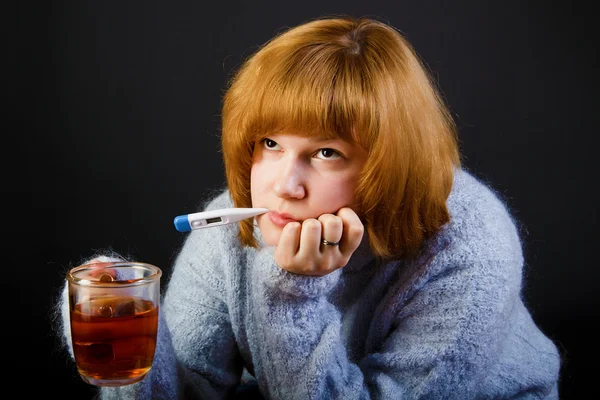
[70,295,159,386]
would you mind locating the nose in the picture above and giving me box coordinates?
[273,157,306,199]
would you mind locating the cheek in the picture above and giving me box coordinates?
[250,162,270,201]
[313,176,357,208]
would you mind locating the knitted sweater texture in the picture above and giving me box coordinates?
[60,169,560,399]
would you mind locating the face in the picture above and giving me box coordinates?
[251,133,368,246]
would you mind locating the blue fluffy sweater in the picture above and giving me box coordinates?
[60,169,561,399]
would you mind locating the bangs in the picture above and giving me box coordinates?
[241,48,378,148]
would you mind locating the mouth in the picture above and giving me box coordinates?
[266,211,300,228]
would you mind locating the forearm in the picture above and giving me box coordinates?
[250,247,368,399]
[96,310,230,400]
[57,254,182,399]
[247,246,557,400]
[153,227,244,398]
[57,289,238,398]
[57,242,241,399]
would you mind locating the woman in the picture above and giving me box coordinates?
[59,16,561,399]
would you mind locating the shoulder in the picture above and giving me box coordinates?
[438,168,524,263]
[200,188,235,211]
[169,188,251,297]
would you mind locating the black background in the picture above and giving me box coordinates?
[10,1,597,398]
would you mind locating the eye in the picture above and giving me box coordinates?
[262,138,280,150]
[315,148,341,160]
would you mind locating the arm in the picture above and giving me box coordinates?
[105,211,243,399]
[155,223,244,398]
[57,196,244,399]
[247,209,559,399]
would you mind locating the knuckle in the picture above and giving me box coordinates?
[337,207,357,219]
[332,216,344,230]
[320,215,343,232]
[317,213,336,224]
[348,224,364,239]
[302,218,321,232]
[282,221,300,236]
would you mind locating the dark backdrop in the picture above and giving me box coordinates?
[11,1,597,398]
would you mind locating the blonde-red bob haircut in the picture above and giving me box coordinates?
[221,16,461,260]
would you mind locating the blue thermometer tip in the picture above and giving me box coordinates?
[173,215,191,232]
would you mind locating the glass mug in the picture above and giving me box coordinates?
[67,261,162,386]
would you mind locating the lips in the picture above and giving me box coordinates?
[267,211,300,228]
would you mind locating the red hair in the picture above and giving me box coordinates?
[221,17,460,260]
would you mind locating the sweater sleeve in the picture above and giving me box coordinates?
[250,247,366,399]
[110,195,243,399]
[57,193,244,399]
[246,180,560,399]
[356,244,560,399]
[98,222,243,399]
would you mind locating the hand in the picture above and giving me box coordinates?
[77,257,123,280]
[273,207,364,276]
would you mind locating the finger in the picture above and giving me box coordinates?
[298,218,322,257]
[314,214,345,273]
[317,214,343,249]
[336,207,364,256]
[81,262,119,280]
[274,221,302,267]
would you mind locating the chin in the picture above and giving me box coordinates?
[258,225,281,247]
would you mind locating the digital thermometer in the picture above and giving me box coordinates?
[173,208,269,232]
